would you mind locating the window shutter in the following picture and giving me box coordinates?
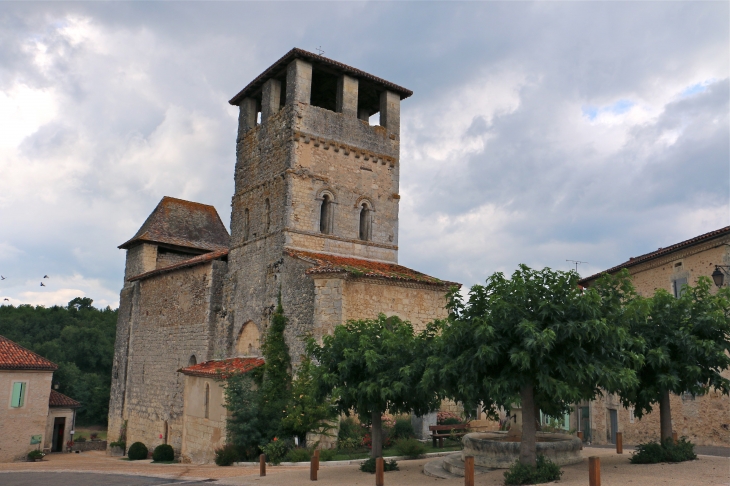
[11,382,25,408]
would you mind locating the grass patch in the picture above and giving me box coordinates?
[73,426,107,441]
[151,460,177,464]
[630,438,697,464]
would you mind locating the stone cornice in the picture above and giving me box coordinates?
[284,228,398,250]
[292,130,398,168]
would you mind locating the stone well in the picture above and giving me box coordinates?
[461,431,582,469]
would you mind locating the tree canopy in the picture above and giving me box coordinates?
[618,277,730,441]
[308,314,440,458]
[0,298,117,424]
[429,266,641,466]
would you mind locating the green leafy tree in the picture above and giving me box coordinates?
[308,314,440,458]
[618,277,730,441]
[223,372,265,458]
[431,266,641,466]
[280,355,338,443]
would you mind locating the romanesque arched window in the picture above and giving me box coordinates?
[320,193,334,234]
[243,208,250,241]
[188,355,197,366]
[359,201,372,241]
[264,198,271,233]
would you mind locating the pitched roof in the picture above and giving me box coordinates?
[119,196,230,252]
[178,357,265,379]
[229,47,413,106]
[579,226,730,285]
[49,389,81,408]
[286,249,459,287]
[128,249,229,282]
[0,335,58,371]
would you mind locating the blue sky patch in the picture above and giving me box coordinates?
[681,79,715,97]
[582,99,635,120]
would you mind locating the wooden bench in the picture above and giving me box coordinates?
[429,424,469,448]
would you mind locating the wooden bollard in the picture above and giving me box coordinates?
[577,431,584,450]
[375,457,384,486]
[310,450,319,481]
[616,432,623,454]
[464,456,474,486]
[260,453,266,477]
[589,456,601,486]
[672,432,678,444]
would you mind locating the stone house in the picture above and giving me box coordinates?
[108,48,457,462]
[0,335,80,462]
[576,226,730,447]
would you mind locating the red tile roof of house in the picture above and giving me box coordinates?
[128,249,229,282]
[178,357,265,379]
[579,226,730,285]
[229,48,412,106]
[119,196,230,252]
[286,249,459,287]
[49,389,81,408]
[0,335,58,371]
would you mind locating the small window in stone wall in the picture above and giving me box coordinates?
[320,195,334,234]
[189,355,197,366]
[265,198,271,233]
[243,208,250,241]
[359,202,372,241]
[204,383,210,419]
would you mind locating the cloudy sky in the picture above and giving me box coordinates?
[0,2,727,309]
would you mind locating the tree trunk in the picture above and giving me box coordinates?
[520,384,537,467]
[659,389,673,443]
[371,411,383,458]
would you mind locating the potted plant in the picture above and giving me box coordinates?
[28,450,45,462]
[109,440,126,457]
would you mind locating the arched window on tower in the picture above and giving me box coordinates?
[320,194,334,234]
[264,198,271,233]
[243,208,250,241]
[359,202,372,241]
[204,383,210,419]
[188,355,197,366]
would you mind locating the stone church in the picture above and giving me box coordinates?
[108,48,456,462]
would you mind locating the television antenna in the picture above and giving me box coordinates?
[315,46,325,56]
[566,260,588,273]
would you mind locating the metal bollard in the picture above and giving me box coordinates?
[260,453,266,477]
[464,456,474,486]
[616,432,623,454]
[375,457,384,486]
[310,450,319,481]
[577,431,583,450]
[589,456,601,486]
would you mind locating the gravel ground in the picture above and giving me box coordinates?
[0,447,727,486]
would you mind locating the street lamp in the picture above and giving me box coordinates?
[712,266,730,287]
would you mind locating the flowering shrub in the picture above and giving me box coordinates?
[362,433,392,450]
[27,450,45,461]
[437,411,463,425]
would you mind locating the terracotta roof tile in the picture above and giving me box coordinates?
[0,335,58,371]
[178,357,265,379]
[286,249,459,287]
[49,389,81,408]
[128,249,229,282]
[229,48,413,106]
[119,196,230,252]
[579,226,730,285]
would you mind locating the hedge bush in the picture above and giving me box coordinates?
[214,444,239,466]
[630,438,697,464]
[360,457,399,473]
[504,456,563,485]
[392,417,415,440]
[394,438,426,458]
[152,444,175,462]
[127,442,148,461]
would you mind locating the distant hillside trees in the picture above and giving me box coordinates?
[0,297,117,425]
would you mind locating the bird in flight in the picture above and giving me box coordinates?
[40,282,46,287]
[3,298,8,301]
[1,276,5,280]
[44,275,49,279]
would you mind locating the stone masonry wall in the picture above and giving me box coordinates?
[0,370,52,462]
[122,262,223,456]
[181,375,227,464]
